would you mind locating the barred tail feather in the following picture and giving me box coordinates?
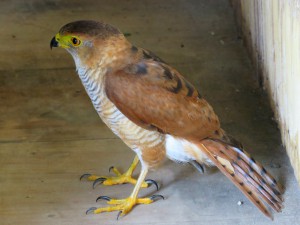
[198,139,283,219]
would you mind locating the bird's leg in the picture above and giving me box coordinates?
[80,155,157,189]
[86,166,164,218]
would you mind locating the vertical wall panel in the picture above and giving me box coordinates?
[232,0,300,185]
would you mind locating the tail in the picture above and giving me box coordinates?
[197,138,283,219]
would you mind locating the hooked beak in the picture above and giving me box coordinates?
[50,36,59,49]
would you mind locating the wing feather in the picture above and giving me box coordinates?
[105,60,220,141]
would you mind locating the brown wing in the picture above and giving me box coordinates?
[105,60,220,141]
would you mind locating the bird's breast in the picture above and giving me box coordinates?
[77,67,166,166]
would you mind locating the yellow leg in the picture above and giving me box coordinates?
[80,156,157,189]
[86,166,164,218]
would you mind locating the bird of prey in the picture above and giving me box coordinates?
[50,20,283,219]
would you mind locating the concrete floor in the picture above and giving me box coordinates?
[1,0,300,224]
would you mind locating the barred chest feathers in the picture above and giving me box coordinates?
[76,65,166,167]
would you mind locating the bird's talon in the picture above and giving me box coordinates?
[150,194,165,201]
[96,196,112,202]
[190,160,205,174]
[108,166,122,176]
[93,178,107,189]
[145,179,159,191]
[117,211,122,220]
[80,173,92,181]
[109,166,114,173]
[86,207,97,215]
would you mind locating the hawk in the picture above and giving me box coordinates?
[50,20,283,219]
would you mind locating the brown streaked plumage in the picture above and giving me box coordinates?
[105,60,219,143]
[50,20,283,219]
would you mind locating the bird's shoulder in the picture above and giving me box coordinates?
[130,45,166,63]
[110,47,201,100]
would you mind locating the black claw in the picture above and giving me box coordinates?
[92,178,107,189]
[145,179,159,191]
[96,196,111,202]
[150,194,165,201]
[197,164,205,174]
[117,211,122,220]
[86,207,97,215]
[80,173,92,181]
[189,160,205,174]
[109,166,114,173]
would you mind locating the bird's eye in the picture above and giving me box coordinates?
[71,37,81,46]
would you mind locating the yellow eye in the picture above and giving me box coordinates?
[71,37,81,46]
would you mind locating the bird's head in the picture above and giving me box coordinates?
[50,20,128,69]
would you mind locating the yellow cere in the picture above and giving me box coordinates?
[55,33,82,48]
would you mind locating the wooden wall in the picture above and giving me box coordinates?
[231,0,300,185]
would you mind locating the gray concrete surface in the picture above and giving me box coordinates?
[1,0,299,224]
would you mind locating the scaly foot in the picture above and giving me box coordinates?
[80,156,158,190]
[86,195,164,219]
